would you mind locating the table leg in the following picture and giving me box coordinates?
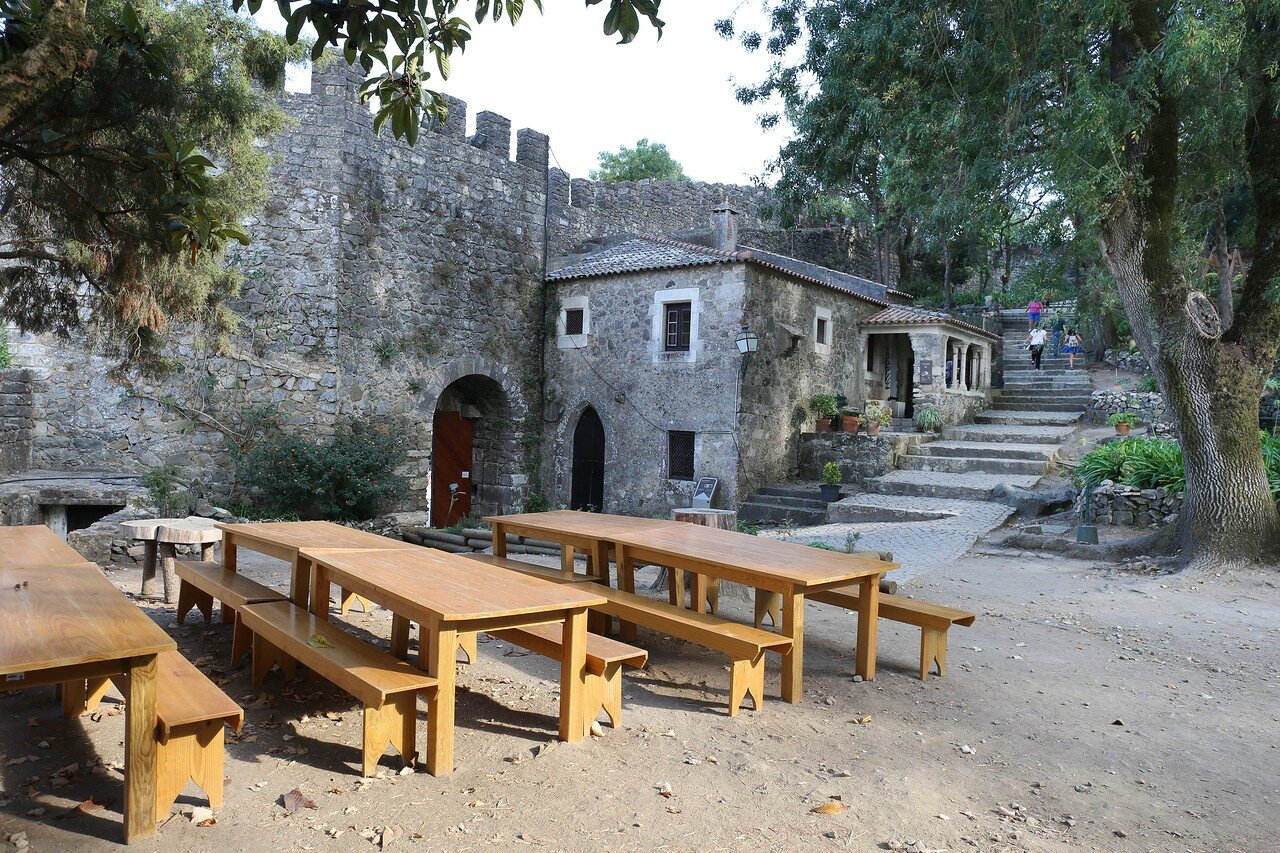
[139,540,161,599]
[616,546,638,643]
[200,541,215,562]
[123,653,159,842]
[491,522,508,558]
[221,537,238,623]
[291,555,311,608]
[781,591,805,703]
[559,609,588,742]
[690,572,708,615]
[855,574,881,680]
[390,614,411,659]
[590,540,610,583]
[157,542,179,606]
[424,622,457,776]
[561,545,575,577]
[310,565,330,621]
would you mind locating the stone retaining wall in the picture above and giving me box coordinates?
[1102,348,1152,374]
[0,368,34,474]
[796,432,919,484]
[1087,390,1167,425]
[1078,481,1181,527]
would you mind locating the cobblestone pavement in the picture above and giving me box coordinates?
[764,493,1015,585]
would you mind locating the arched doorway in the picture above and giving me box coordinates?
[430,373,510,528]
[570,407,605,512]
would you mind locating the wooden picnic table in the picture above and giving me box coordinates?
[485,510,674,579]
[0,524,95,570]
[302,547,607,775]
[215,521,419,608]
[0,564,176,842]
[607,524,897,699]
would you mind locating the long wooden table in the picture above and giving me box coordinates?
[216,521,419,608]
[302,547,607,775]
[0,523,97,571]
[0,564,175,842]
[486,511,674,579]
[608,524,897,698]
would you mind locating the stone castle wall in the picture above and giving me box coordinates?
[0,367,33,474]
[7,58,786,514]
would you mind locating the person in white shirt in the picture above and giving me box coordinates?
[1028,326,1049,370]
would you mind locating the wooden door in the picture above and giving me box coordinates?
[432,410,474,527]
[570,407,605,512]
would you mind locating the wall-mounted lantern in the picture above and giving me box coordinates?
[735,324,759,355]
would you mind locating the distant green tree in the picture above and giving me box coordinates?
[591,138,690,183]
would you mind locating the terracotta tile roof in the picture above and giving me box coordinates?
[864,305,1000,340]
[546,237,740,281]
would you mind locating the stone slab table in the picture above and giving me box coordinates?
[120,517,221,603]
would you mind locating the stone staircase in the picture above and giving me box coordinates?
[865,314,1088,502]
[738,485,835,527]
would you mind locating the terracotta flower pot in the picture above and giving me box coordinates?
[816,418,834,433]
[1115,423,1131,436]
[841,415,861,434]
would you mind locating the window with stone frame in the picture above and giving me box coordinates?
[664,302,692,352]
[816,316,828,345]
[667,430,695,480]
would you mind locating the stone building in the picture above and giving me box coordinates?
[2,58,995,529]
[538,209,995,516]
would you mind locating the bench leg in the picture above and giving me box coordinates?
[339,588,373,616]
[599,661,624,729]
[362,693,418,777]
[176,581,213,625]
[920,627,948,679]
[727,652,766,717]
[458,632,477,665]
[754,590,779,629]
[390,614,411,659]
[85,677,111,715]
[61,679,86,718]
[705,577,720,614]
[617,549,639,644]
[230,612,252,667]
[251,635,296,687]
[156,721,225,815]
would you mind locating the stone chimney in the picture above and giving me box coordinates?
[711,205,740,252]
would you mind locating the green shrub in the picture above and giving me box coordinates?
[0,326,11,369]
[822,462,842,485]
[241,419,407,520]
[1107,411,1139,427]
[141,464,188,517]
[523,493,550,513]
[1136,376,1159,393]
[914,406,943,432]
[809,393,839,419]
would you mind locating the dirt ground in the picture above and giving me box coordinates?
[2,545,1278,853]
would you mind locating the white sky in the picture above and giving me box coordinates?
[259,2,790,185]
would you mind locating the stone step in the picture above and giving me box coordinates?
[869,470,1043,501]
[897,454,1050,475]
[944,423,1078,443]
[915,440,1060,460]
[826,500,954,524]
[1002,370,1090,380]
[995,392,1094,402]
[749,488,829,509]
[1000,382,1093,392]
[975,410,1082,426]
[738,498,828,528]
[989,400,1088,413]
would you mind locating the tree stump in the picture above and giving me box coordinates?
[661,508,743,613]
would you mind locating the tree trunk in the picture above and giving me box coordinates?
[1098,0,1280,569]
[0,0,95,131]
[1212,192,1234,332]
[942,242,954,311]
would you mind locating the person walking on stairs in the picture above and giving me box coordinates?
[1063,328,1083,369]
[1028,325,1048,370]
[1026,297,1043,330]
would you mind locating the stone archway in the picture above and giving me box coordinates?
[570,406,605,512]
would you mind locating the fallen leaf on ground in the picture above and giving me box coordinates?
[851,715,873,725]
[25,718,39,727]
[282,788,318,814]
[811,800,847,815]
[75,798,103,814]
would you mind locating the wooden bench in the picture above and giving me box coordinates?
[462,552,595,585]
[807,586,976,680]
[175,561,289,666]
[93,651,242,816]
[487,623,647,731]
[238,600,438,776]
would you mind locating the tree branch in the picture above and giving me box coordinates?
[0,0,96,132]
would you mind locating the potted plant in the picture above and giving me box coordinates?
[819,462,843,501]
[839,409,861,434]
[810,393,839,433]
[865,401,892,436]
[913,405,943,433]
[1108,411,1139,436]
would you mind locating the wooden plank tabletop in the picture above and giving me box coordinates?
[608,524,898,590]
[484,510,674,540]
[0,566,175,676]
[302,547,607,622]
[216,520,420,555]
[0,524,90,570]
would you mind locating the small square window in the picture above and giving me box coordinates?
[816,317,828,345]
[668,430,695,481]
[564,308,585,336]
[664,302,692,352]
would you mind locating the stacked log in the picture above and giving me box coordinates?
[402,526,563,557]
